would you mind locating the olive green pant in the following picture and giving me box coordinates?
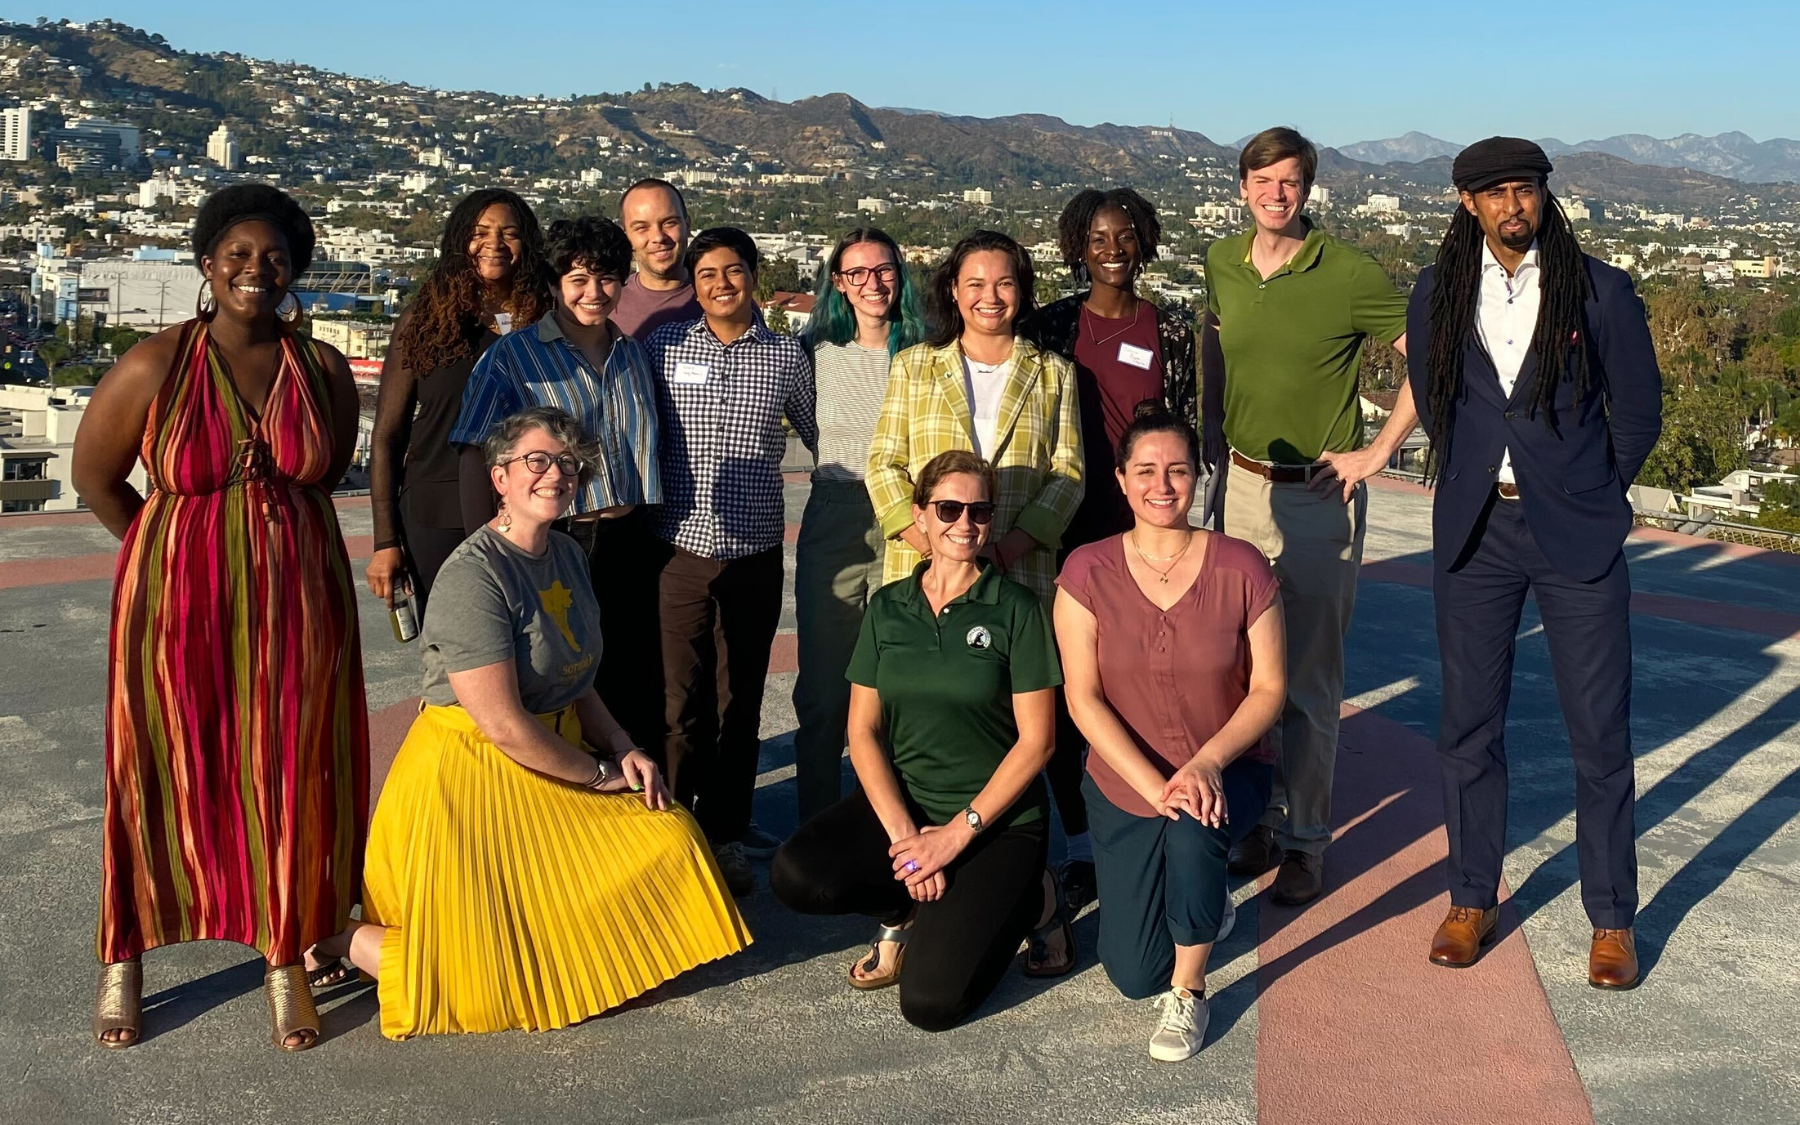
[791,479,887,823]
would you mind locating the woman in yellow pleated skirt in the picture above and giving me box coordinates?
[313,405,750,1039]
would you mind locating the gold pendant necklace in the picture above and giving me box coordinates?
[1130,530,1192,584]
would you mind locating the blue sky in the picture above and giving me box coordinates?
[13,2,1798,145]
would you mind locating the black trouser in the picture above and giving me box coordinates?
[1435,495,1637,929]
[400,502,467,623]
[771,790,1048,1032]
[1084,764,1271,1000]
[566,509,666,754]
[1049,691,1091,838]
[657,543,784,845]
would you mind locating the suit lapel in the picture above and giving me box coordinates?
[932,343,978,448]
[989,343,1039,462]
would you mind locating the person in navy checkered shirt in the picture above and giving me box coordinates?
[643,226,817,895]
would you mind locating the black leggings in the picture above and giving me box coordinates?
[771,790,1048,1032]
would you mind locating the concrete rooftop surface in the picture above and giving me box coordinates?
[2,475,1798,1125]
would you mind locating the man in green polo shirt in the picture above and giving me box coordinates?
[1204,126,1418,906]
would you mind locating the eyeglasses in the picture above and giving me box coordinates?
[501,451,584,477]
[930,500,995,525]
[835,263,899,287]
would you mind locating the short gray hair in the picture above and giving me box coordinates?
[481,406,600,484]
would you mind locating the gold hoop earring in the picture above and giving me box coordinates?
[496,499,512,534]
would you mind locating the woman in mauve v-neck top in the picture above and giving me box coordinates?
[1053,400,1285,1064]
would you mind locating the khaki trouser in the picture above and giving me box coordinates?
[1223,459,1367,856]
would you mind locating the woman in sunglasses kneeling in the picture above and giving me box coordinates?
[313,406,749,1039]
[772,450,1064,1031]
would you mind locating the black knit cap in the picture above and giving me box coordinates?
[1452,137,1554,193]
[192,184,316,275]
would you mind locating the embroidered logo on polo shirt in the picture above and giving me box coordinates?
[965,626,992,650]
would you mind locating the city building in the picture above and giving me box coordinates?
[963,187,993,205]
[1193,202,1244,225]
[308,318,392,360]
[1731,256,1780,279]
[1365,193,1403,214]
[0,385,148,513]
[1,105,32,162]
[206,124,241,171]
[857,197,892,214]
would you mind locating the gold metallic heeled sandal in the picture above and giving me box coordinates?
[264,965,321,1052]
[93,960,142,1049]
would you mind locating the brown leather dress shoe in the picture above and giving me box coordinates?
[1228,825,1278,878]
[1588,927,1640,990]
[1428,906,1499,967]
[1269,850,1324,906]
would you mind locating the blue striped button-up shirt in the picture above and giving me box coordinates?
[645,317,818,559]
[451,315,663,514]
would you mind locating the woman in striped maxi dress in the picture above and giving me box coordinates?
[72,185,368,1052]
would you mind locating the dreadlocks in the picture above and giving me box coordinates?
[1056,187,1162,285]
[1422,189,1591,482]
[393,189,552,375]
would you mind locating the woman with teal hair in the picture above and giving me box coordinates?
[790,228,928,824]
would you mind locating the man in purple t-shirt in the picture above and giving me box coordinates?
[614,178,704,340]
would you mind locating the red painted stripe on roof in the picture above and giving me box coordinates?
[1255,704,1593,1124]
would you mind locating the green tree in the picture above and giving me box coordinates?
[764,304,792,335]
[35,337,71,376]
[53,364,95,387]
[1754,479,1800,534]
[1637,382,1747,495]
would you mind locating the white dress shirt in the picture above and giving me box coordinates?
[1474,240,1540,484]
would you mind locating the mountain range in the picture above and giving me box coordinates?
[1339,130,1800,184]
[4,19,1796,211]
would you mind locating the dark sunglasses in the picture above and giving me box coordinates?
[930,500,995,525]
[501,451,584,477]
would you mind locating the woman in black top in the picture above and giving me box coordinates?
[365,188,551,615]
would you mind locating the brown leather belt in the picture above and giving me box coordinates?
[1230,448,1327,484]
[1496,482,1521,500]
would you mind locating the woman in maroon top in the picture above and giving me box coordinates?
[1054,400,1286,1064]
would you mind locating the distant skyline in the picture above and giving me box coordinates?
[12,2,1800,146]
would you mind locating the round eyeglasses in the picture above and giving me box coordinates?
[500,451,584,477]
[834,263,900,287]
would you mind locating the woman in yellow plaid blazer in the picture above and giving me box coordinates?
[866,231,1084,608]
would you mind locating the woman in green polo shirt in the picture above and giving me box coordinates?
[771,449,1074,1032]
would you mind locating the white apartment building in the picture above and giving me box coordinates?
[1365,193,1402,214]
[963,188,994,205]
[857,197,892,214]
[1193,202,1243,225]
[308,318,392,360]
[206,123,241,171]
[0,385,149,514]
[2,106,32,161]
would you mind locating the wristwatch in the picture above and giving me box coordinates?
[587,756,617,790]
[962,805,985,834]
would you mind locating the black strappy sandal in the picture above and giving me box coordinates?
[1025,868,1077,978]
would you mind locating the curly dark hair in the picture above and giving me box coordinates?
[927,230,1036,347]
[544,215,633,279]
[193,184,316,275]
[394,189,552,375]
[1056,188,1162,285]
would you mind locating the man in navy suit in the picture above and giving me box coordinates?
[1405,137,1662,989]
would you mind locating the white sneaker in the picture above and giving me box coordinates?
[1216,895,1236,943]
[1148,987,1208,1062]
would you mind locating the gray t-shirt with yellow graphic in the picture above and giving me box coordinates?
[420,525,602,715]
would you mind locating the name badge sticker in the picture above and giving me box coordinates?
[673,361,710,385]
[1117,342,1155,370]
[493,312,513,336]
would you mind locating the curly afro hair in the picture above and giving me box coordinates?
[192,184,316,276]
